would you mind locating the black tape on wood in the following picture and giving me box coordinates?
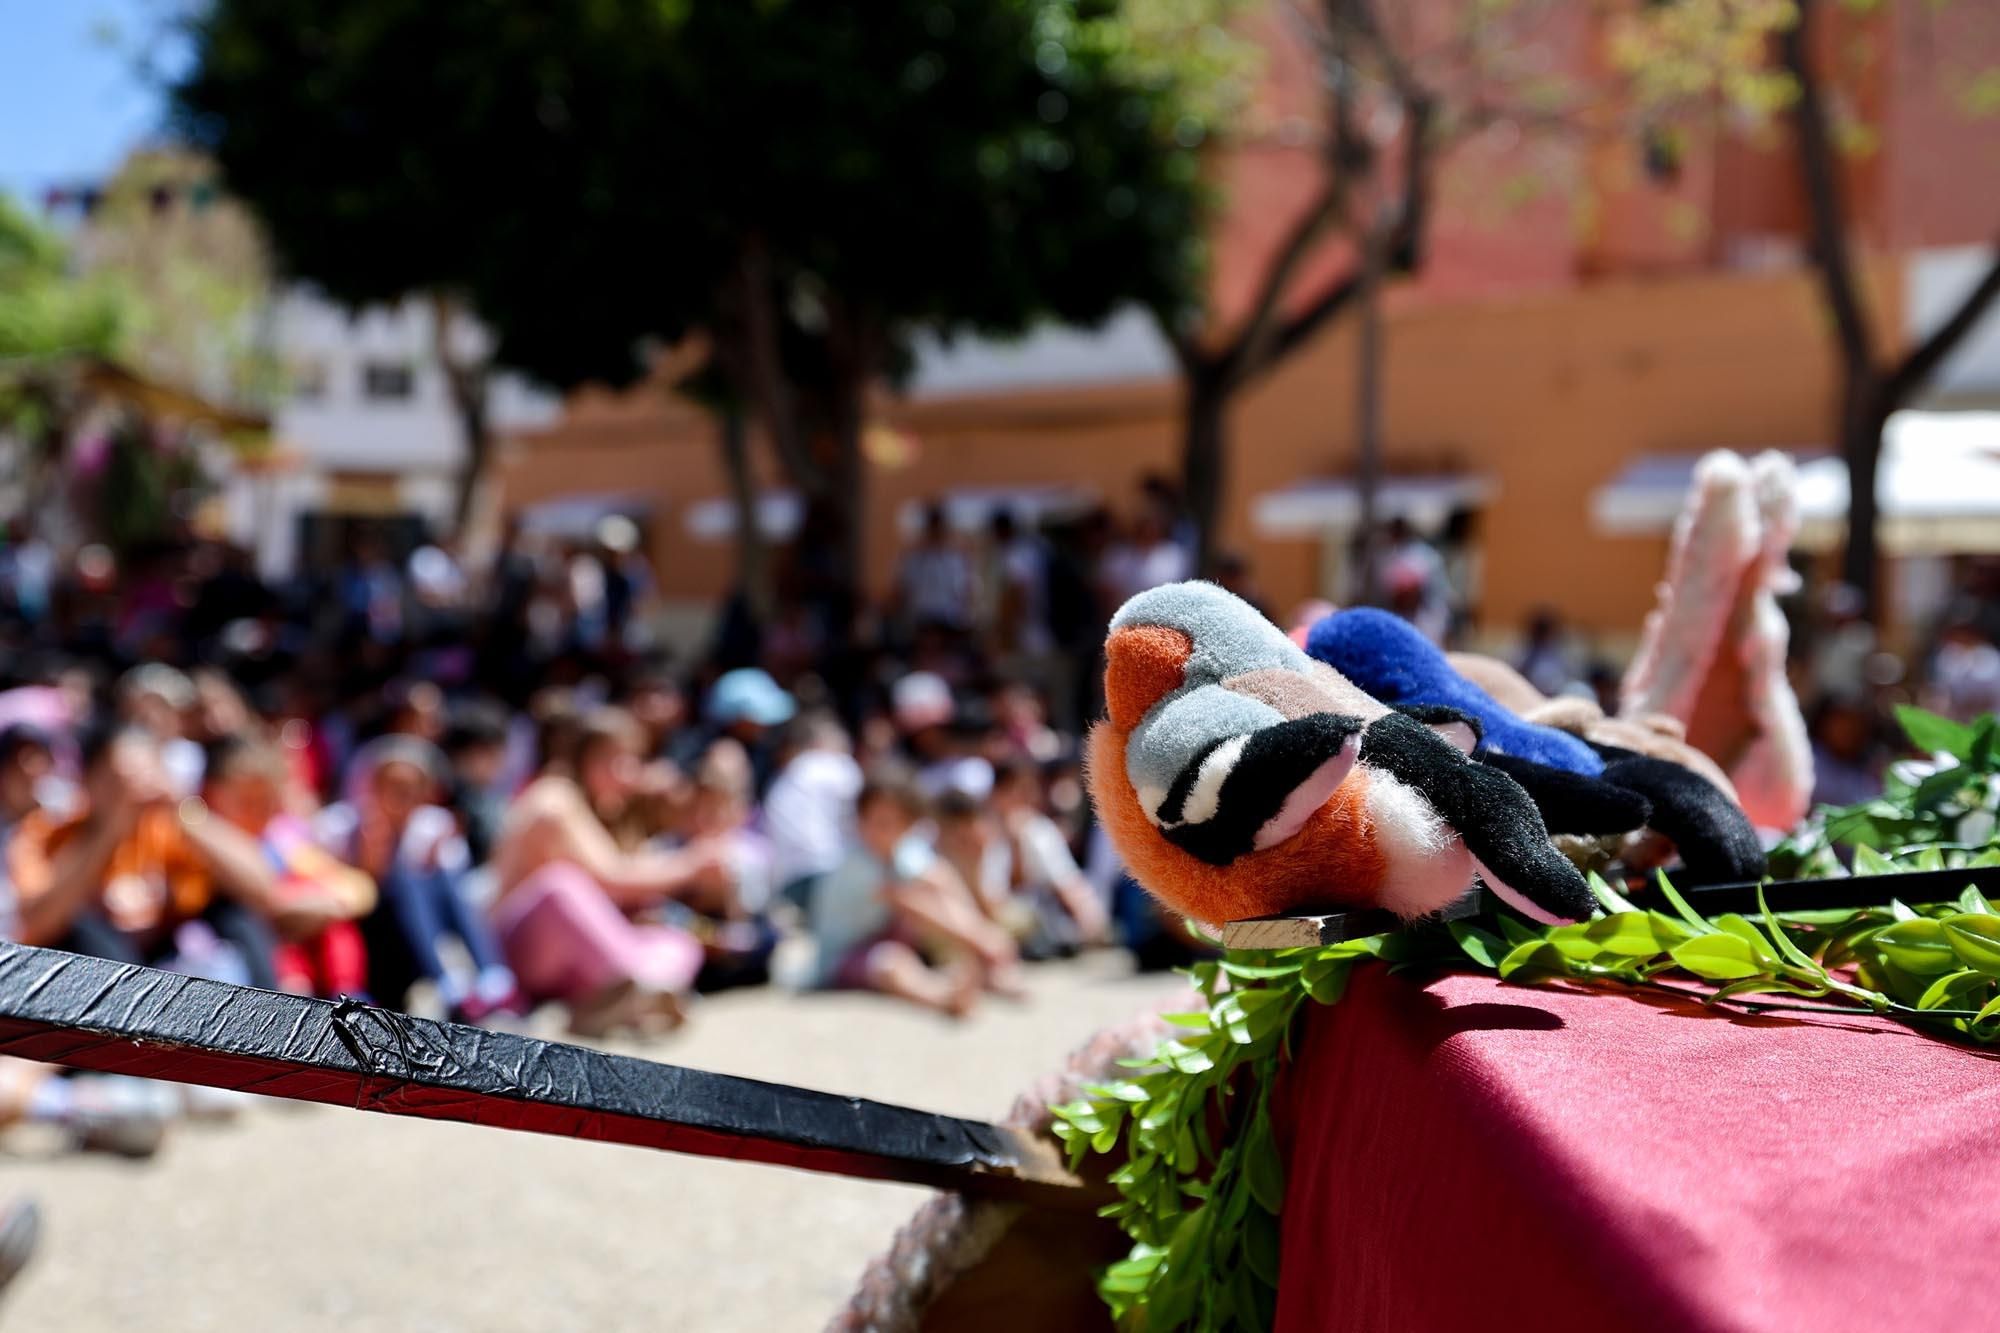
[0,942,1098,1208]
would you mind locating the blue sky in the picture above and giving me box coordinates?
[0,0,190,204]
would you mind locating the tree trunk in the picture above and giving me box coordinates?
[716,407,772,623]
[1837,372,1890,612]
[1353,222,1387,606]
[430,292,492,541]
[825,362,869,619]
[1179,368,1229,579]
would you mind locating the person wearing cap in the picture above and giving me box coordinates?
[893,673,993,802]
[692,668,795,796]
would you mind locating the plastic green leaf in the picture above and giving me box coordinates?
[1448,921,1510,969]
[1302,957,1351,1004]
[1756,885,1823,972]
[1916,969,1990,1011]
[1244,1116,1286,1214]
[1219,959,1301,980]
[1712,914,1784,966]
[1667,933,1765,980]
[1244,1207,1281,1287]
[1873,918,1959,975]
[1853,845,1897,877]
[1655,870,1717,933]
[1587,871,1643,916]
[1577,912,1667,957]
[1943,914,2000,975]
[1896,705,1977,762]
[1497,940,1571,979]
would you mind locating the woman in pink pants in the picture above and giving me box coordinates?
[490,709,728,1037]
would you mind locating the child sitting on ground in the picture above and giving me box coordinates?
[203,735,374,998]
[808,778,1022,1017]
[316,736,525,1023]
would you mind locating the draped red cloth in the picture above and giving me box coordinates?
[1272,967,2000,1332]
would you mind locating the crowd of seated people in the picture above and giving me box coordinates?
[0,505,1206,1153]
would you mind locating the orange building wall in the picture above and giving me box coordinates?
[501,263,1894,643]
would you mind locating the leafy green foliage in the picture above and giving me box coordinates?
[1058,706,2000,1328]
[0,197,129,368]
[172,0,1209,391]
[1773,706,2000,877]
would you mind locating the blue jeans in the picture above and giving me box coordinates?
[374,863,510,1006]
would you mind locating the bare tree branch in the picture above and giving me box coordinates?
[1220,176,1348,384]
[1886,240,2000,402]
[1248,84,1434,382]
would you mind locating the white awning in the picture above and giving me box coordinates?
[516,491,653,539]
[683,491,805,542]
[1250,474,1495,536]
[894,484,1099,539]
[1590,411,2000,554]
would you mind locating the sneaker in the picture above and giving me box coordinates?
[0,1198,40,1299]
[66,1076,173,1159]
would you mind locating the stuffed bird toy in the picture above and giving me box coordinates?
[1087,581,1595,927]
[1304,606,1766,885]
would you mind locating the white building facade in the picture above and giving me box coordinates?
[223,291,559,579]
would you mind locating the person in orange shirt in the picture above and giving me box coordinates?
[13,726,341,990]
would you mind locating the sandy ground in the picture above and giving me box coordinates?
[0,955,1183,1333]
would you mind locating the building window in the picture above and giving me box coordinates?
[362,362,416,400]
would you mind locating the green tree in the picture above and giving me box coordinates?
[0,195,133,525]
[73,149,278,419]
[174,0,1209,608]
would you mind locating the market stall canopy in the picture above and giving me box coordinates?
[894,484,1099,538]
[1591,412,2000,554]
[76,357,269,434]
[516,490,654,540]
[1250,474,1495,536]
[683,490,804,542]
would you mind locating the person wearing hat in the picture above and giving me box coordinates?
[692,668,795,796]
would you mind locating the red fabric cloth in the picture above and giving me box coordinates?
[273,922,369,999]
[1273,966,2000,1333]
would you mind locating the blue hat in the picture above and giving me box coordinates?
[705,668,796,728]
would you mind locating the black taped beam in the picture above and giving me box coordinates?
[0,942,1100,1209]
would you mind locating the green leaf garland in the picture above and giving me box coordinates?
[1056,706,2000,1329]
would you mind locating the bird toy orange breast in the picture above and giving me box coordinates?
[1086,582,1593,928]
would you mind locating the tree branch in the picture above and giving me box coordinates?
[1215,175,1347,386]
[1884,239,2000,403]
[1781,0,1875,376]
[1248,83,1434,382]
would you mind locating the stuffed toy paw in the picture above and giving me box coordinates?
[1304,607,1764,885]
[1087,581,1594,927]
[1449,652,1768,885]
